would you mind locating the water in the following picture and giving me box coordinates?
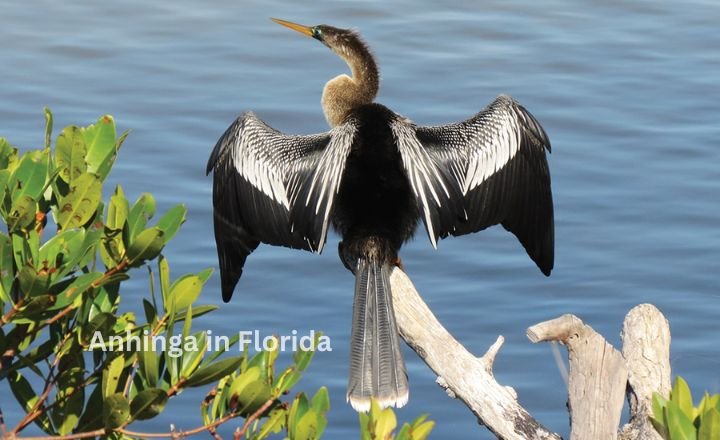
[2,1,719,438]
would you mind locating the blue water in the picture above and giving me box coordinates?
[2,1,719,438]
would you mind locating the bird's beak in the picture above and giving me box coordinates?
[271,18,314,38]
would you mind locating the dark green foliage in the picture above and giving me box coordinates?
[0,110,333,438]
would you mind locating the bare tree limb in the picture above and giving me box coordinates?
[390,268,561,440]
[619,304,671,440]
[528,315,628,440]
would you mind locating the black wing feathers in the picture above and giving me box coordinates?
[411,95,554,275]
[206,113,355,301]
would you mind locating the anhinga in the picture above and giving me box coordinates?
[206,18,554,412]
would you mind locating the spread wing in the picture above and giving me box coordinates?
[392,95,554,275]
[206,112,357,301]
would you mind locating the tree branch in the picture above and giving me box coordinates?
[528,314,628,439]
[389,268,561,440]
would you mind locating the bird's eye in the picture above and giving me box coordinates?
[312,27,323,40]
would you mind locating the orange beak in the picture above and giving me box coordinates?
[271,18,314,37]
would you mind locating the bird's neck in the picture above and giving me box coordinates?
[322,42,379,127]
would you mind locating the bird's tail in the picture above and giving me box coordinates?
[347,257,408,412]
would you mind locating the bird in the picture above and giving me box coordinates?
[206,18,554,412]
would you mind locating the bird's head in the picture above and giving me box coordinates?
[271,18,379,127]
[271,18,365,60]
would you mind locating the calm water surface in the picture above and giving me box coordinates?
[2,1,719,438]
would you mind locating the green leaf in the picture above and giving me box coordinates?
[57,173,102,229]
[184,356,243,388]
[130,388,168,421]
[699,408,720,440]
[8,371,54,433]
[652,392,668,425]
[156,204,186,244]
[295,408,322,440]
[311,386,330,413]
[44,107,53,149]
[159,256,170,308]
[236,378,273,416]
[667,400,698,440]
[103,393,130,430]
[56,227,100,279]
[672,376,695,422]
[18,264,50,298]
[52,364,85,435]
[409,415,435,440]
[288,393,310,438]
[374,401,398,439]
[0,169,10,209]
[0,137,19,170]
[169,274,203,311]
[171,304,217,323]
[38,228,85,280]
[256,408,287,438]
[49,272,103,310]
[0,232,14,303]
[7,195,36,232]
[55,125,87,184]
[127,193,156,240]
[126,226,165,266]
[107,185,129,231]
[102,354,126,398]
[84,115,118,180]
[9,149,49,201]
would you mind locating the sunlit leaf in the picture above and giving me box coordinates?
[51,363,85,435]
[57,173,102,229]
[84,115,117,181]
[311,386,330,413]
[127,193,156,240]
[672,376,695,422]
[49,272,103,310]
[156,204,186,244]
[38,228,85,280]
[185,356,243,388]
[102,354,126,398]
[10,149,49,201]
[0,232,14,303]
[107,185,129,231]
[55,125,87,184]
[699,408,720,440]
[256,408,287,438]
[288,393,309,438]
[168,274,203,311]
[295,409,322,440]
[126,226,165,266]
[667,400,698,440]
[7,195,36,232]
[0,137,19,170]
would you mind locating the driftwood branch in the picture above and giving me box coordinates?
[390,267,672,440]
[528,315,628,439]
[620,304,671,440]
[389,268,561,440]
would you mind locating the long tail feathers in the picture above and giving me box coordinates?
[347,258,409,412]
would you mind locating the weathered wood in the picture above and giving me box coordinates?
[390,266,672,440]
[528,315,628,440]
[390,268,561,440]
[619,304,671,440]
